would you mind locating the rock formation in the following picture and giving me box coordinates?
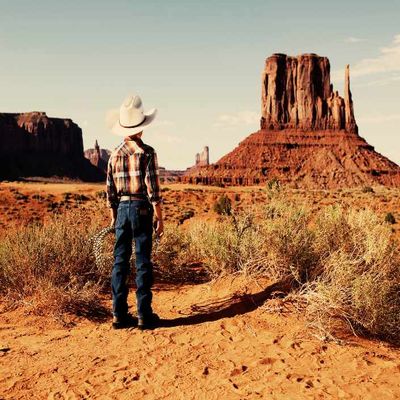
[0,112,104,181]
[84,139,111,172]
[184,53,400,188]
[185,146,210,176]
[260,53,357,134]
[195,146,210,167]
[158,167,185,183]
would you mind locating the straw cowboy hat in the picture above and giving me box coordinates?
[111,94,157,136]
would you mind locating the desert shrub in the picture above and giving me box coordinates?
[188,208,264,278]
[152,225,203,282]
[305,206,400,342]
[0,210,106,318]
[178,210,195,225]
[267,178,280,191]
[47,201,59,211]
[362,186,374,193]
[14,191,29,201]
[253,198,315,282]
[384,212,396,224]
[71,193,90,202]
[213,194,232,216]
[95,190,107,199]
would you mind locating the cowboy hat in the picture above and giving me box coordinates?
[111,94,157,136]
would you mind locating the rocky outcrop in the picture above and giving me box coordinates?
[185,146,210,175]
[195,146,210,167]
[0,112,104,181]
[84,140,111,172]
[187,129,400,187]
[158,167,185,183]
[184,53,400,188]
[260,53,358,134]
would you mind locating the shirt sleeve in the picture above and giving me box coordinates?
[144,150,162,205]
[106,157,119,209]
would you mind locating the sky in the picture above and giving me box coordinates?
[0,0,399,169]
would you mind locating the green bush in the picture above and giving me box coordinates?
[213,195,232,216]
[362,186,374,193]
[384,212,396,224]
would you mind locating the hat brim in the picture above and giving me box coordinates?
[111,108,157,136]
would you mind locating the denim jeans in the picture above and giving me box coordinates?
[111,199,154,319]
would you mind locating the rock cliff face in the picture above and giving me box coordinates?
[260,53,357,133]
[0,112,104,180]
[84,140,111,172]
[195,146,210,167]
[184,53,400,188]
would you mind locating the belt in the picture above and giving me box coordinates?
[119,195,148,202]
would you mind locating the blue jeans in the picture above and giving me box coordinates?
[111,199,154,319]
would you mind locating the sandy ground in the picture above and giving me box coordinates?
[1,181,400,399]
[1,277,399,400]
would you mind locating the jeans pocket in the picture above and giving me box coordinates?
[136,205,153,229]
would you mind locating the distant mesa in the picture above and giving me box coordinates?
[184,53,400,188]
[158,167,185,183]
[0,112,104,181]
[84,139,111,173]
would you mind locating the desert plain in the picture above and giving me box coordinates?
[0,180,399,399]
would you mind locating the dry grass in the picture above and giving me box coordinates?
[0,209,107,318]
[0,184,399,342]
[185,189,400,343]
[304,206,400,343]
[187,207,265,278]
[152,225,205,283]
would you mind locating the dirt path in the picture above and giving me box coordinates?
[1,278,399,399]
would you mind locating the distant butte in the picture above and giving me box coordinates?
[0,112,104,181]
[84,139,111,173]
[184,53,400,188]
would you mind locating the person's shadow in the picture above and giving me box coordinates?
[158,280,291,329]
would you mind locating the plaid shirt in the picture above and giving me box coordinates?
[106,138,162,209]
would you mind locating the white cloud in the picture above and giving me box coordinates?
[358,113,400,124]
[213,111,259,127]
[332,34,400,82]
[344,36,366,43]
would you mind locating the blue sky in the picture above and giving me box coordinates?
[0,0,399,169]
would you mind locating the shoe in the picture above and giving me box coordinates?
[138,313,161,331]
[112,313,138,330]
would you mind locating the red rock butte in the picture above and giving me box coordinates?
[0,112,104,181]
[184,53,400,188]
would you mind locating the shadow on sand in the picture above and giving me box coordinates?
[158,280,291,329]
